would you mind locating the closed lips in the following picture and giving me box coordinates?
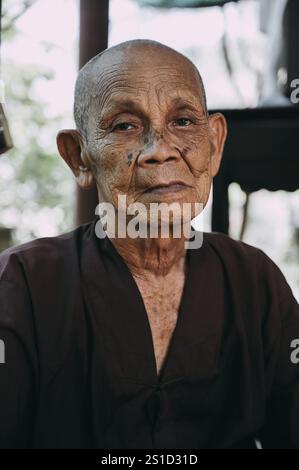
[144,181,191,193]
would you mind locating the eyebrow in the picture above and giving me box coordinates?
[101,100,144,119]
[168,97,203,113]
[101,96,203,119]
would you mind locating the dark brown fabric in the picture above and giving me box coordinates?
[0,217,298,449]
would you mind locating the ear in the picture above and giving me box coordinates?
[208,113,227,177]
[56,129,94,189]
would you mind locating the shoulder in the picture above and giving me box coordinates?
[202,230,281,272]
[0,221,92,282]
[204,232,273,271]
[202,230,298,310]
[203,230,266,261]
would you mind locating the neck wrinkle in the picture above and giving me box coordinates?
[108,234,188,278]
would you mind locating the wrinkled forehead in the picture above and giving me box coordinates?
[91,51,204,112]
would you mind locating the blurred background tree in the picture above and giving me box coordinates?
[0,0,75,245]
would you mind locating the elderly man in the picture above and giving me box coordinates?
[0,39,299,449]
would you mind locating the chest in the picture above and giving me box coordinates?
[133,274,185,376]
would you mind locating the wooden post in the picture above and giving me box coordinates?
[212,171,229,235]
[76,0,109,226]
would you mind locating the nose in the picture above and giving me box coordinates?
[137,135,181,167]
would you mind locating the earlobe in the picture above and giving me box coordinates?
[56,129,94,189]
[77,164,94,189]
[208,113,228,177]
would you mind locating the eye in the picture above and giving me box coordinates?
[174,117,193,127]
[112,122,135,131]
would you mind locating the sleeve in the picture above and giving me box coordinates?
[256,250,299,449]
[0,252,37,448]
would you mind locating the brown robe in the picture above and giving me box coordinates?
[0,216,299,449]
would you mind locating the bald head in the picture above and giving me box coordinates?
[73,39,207,140]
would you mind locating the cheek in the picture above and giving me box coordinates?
[197,170,212,206]
[88,139,139,198]
[181,135,212,176]
[179,136,212,205]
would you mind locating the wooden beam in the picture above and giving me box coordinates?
[76,0,109,226]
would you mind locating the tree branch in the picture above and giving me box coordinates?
[2,0,37,34]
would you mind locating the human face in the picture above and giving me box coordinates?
[87,56,214,224]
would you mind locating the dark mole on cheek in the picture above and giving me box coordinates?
[127,153,133,166]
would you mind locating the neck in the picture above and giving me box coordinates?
[109,234,188,278]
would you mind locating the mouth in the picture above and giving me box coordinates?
[144,181,191,195]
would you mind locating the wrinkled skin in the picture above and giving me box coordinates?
[57,42,227,276]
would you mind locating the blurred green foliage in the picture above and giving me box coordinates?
[0,0,74,245]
